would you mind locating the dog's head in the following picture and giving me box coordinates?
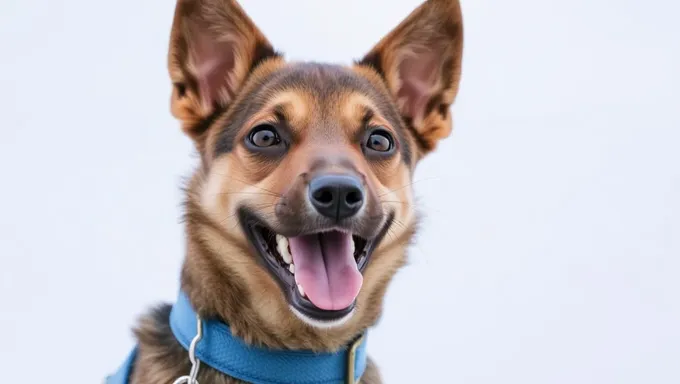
[169,0,462,346]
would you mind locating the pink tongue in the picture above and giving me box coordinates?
[288,231,362,311]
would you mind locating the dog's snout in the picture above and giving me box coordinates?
[308,175,364,220]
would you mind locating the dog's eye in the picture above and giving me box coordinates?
[248,125,281,148]
[365,129,394,153]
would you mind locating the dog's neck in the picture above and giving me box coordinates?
[178,194,398,351]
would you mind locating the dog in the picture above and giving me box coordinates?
[111,0,463,382]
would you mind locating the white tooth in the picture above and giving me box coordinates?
[281,246,292,264]
[350,238,355,255]
[276,235,292,264]
[289,264,295,274]
[297,283,306,297]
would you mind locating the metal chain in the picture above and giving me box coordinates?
[172,314,204,384]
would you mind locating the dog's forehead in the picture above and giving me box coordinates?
[214,62,412,163]
[260,63,390,107]
[251,63,404,128]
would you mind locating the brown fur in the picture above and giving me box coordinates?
[127,0,463,383]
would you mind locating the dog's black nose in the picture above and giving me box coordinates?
[308,175,364,220]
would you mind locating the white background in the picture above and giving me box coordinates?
[1,0,679,383]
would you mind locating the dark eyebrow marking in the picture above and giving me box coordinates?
[273,105,287,123]
[361,108,374,127]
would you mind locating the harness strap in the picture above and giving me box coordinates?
[105,348,137,384]
[105,291,368,384]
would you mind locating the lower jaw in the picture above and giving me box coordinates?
[290,305,356,329]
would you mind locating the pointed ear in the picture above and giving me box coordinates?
[168,0,280,140]
[358,0,463,154]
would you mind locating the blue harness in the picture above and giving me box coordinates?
[106,291,368,384]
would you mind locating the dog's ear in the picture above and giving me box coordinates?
[168,0,279,141]
[358,0,463,155]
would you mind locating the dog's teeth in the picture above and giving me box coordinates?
[276,234,287,248]
[289,264,295,274]
[350,238,355,255]
[276,235,292,264]
[280,247,292,264]
[297,283,306,297]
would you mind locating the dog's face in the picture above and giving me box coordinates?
[169,0,462,338]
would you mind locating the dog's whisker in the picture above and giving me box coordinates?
[217,191,281,198]
[211,174,283,197]
[391,219,408,230]
[219,203,278,227]
[379,200,411,206]
[378,177,440,197]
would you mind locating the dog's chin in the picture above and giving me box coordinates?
[238,208,391,329]
[290,306,356,329]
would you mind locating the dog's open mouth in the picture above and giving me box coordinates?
[239,210,380,323]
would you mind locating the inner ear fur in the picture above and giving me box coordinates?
[168,0,280,142]
[358,0,464,154]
